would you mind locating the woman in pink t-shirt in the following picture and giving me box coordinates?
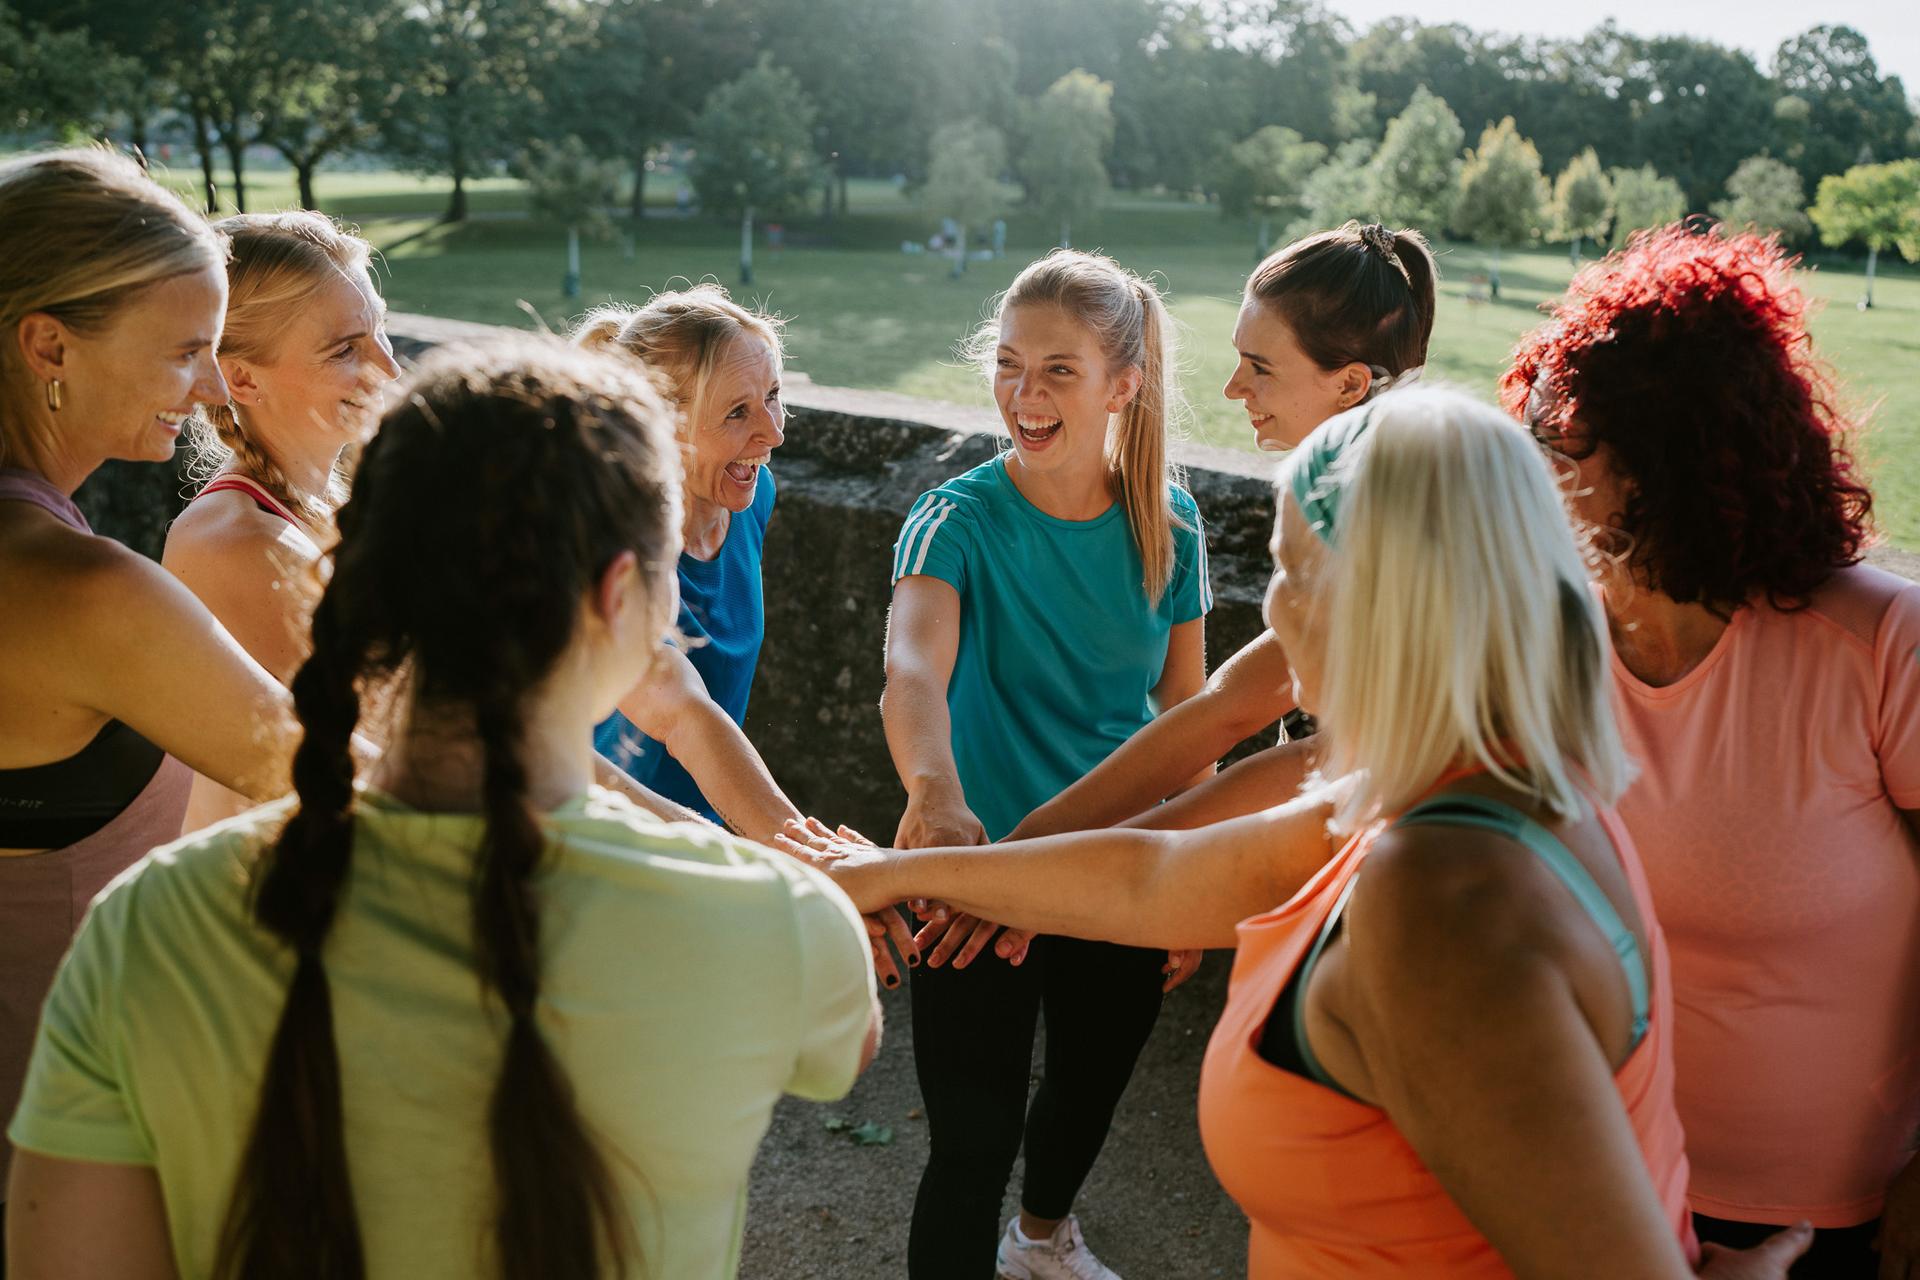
[1504,225,1920,1277]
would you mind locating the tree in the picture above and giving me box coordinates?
[1452,117,1547,298]
[1216,125,1327,258]
[1608,164,1688,248]
[0,6,135,134]
[923,118,1009,277]
[1290,138,1382,241]
[376,0,558,222]
[1634,36,1774,208]
[1550,148,1614,261]
[1017,69,1114,249]
[1370,85,1464,234]
[1712,155,1812,243]
[522,136,623,300]
[689,55,822,286]
[1810,159,1920,308]
[1772,26,1915,195]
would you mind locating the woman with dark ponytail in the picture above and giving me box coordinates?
[6,338,879,1279]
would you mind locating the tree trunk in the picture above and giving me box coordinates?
[838,171,849,217]
[1489,245,1503,300]
[1060,217,1071,249]
[564,225,582,298]
[952,223,967,277]
[740,205,754,285]
[129,104,150,158]
[296,158,318,211]
[1257,215,1271,260]
[1569,235,1580,264]
[192,105,218,213]
[446,166,468,223]
[222,123,248,214]
[630,146,647,222]
[1863,244,1878,309]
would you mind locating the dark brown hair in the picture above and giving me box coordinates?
[1246,220,1437,377]
[215,337,683,1280]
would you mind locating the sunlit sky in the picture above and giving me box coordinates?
[1315,0,1919,91]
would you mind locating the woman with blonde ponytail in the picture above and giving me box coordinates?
[161,211,401,831]
[876,249,1212,1279]
[9,339,878,1280]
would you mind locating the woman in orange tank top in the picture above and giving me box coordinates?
[786,389,1809,1278]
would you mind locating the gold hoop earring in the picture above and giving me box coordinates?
[45,379,63,413]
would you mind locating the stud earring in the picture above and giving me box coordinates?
[45,379,63,413]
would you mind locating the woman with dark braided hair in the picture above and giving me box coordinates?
[6,339,879,1279]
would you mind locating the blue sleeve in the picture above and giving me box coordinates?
[1167,486,1213,625]
[892,489,971,593]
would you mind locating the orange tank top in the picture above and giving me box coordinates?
[1196,796,1698,1277]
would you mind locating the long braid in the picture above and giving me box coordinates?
[216,584,371,1280]
[188,401,317,522]
[473,689,633,1278]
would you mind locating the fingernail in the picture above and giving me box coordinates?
[907,953,919,967]
[884,974,899,989]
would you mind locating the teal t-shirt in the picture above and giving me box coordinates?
[892,453,1213,840]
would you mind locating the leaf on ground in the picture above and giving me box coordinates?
[850,1122,894,1146]
[821,1115,850,1133]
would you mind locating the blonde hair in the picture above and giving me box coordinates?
[1301,387,1627,831]
[570,284,784,433]
[186,211,377,521]
[969,250,1185,602]
[0,146,226,466]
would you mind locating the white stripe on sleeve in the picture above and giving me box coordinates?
[908,501,956,577]
[894,496,953,582]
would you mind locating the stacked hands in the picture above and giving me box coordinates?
[775,817,1204,994]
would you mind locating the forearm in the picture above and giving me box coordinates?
[593,753,714,827]
[881,670,964,800]
[1122,739,1317,831]
[658,701,801,844]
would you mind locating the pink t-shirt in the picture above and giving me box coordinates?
[1613,564,1920,1226]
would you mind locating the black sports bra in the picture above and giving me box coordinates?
[0,719,166,848]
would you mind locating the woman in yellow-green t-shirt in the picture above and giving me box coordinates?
[6,340,878,1280]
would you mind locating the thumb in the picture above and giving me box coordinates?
[1747,1222,1814,1268]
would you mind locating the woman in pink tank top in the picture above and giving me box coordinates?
[1505,226,1920,1277]
[162,212,401,831]
[0,149,301,1210]
[789,389,1808,1276]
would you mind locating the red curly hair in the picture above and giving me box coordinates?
[1501,225,1873,615]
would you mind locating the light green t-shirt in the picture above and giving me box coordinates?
[8,786,874,1279]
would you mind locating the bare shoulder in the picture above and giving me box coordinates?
[163,491,317,579]
[1349,820,1560,974]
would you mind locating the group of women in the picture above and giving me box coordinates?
[0,142,1913,1280]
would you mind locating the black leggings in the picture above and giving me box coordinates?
[907,933,1165,1280]
[1693,1213,1881,1278]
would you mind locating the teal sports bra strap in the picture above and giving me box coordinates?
[1393,794,1650,1047]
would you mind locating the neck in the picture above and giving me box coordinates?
[1004,450,1113,521]
[683,495,729,560]
[368,684,596,814]
[1,415,105,496]
[1603,566,1732,687]
[235,413,344,508]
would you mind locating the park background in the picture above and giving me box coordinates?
[6,2,1920,1273]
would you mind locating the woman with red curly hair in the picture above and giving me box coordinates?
[1504,225,1920,1278]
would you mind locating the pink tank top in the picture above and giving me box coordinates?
[1196,794,1697,1277]
[0,468,193,1188]
[191,473,300,524]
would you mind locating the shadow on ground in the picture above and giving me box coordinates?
[742,951,1249,1278]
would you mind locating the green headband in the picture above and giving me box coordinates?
[1282,401,1381,545]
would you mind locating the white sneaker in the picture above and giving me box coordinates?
[994,1214,1121,1280]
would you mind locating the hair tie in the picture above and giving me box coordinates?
[1363,364,1423,403]
[1359,224,1398,262]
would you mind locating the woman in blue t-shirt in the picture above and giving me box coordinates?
[882,250,1212,1279]
[573,288,799,844]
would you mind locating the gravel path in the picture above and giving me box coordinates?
[741,952,1249,1278]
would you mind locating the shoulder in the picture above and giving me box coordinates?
[1801,563,1920,653]
[90,799,291,944]
[1168,482,1202,523]
[7,515,188,637]
[163,492,317,584]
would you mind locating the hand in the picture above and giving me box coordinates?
[773,819,919,984]
[1698,1222,1812,1278]
[1162,948,1203,993]
[1878,1152,1920,1279]
[895,781,987,851]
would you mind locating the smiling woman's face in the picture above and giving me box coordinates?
[1223,298,1357,453]
[682,333,785,516]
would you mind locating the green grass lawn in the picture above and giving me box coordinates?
[183,164,1920,548]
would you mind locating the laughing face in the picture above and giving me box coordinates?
[683,333,784,518]
[226,265,400,445]
[992,303,1139,480]
[1224,297,1364,453]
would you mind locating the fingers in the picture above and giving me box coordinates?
[771,833,833,867]
[870,937,902,991]
[913,914,955,952]
[1759,1222,1814,1269]
[994,928,1036,966]
[838,823,876,847]
[880,909,920,970]
[927,914,983,968]
[1162,949,1202,994]
[950,917,1002,969]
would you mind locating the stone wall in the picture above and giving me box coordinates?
[71,312,1920,840]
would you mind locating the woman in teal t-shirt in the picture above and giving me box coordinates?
[882,250,1212,1280]
[8,340,877,1280]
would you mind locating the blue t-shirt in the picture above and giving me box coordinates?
[596,469,776,823]
[891,454,1212,840]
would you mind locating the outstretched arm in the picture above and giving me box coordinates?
[614,645,800,845]
[1011,630,1294,838]
[1122,737,1319,831]
[882,577,987,850]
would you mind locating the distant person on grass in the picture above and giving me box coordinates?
[788,387,1811,1279]
[161,212,401,832]
[1001,221,1437,856]
[6,341,879,1280]
[1506,225,1920,1278]
[0,149,299,1238]
[574,286,918,986]
[881,249,1211,1279]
